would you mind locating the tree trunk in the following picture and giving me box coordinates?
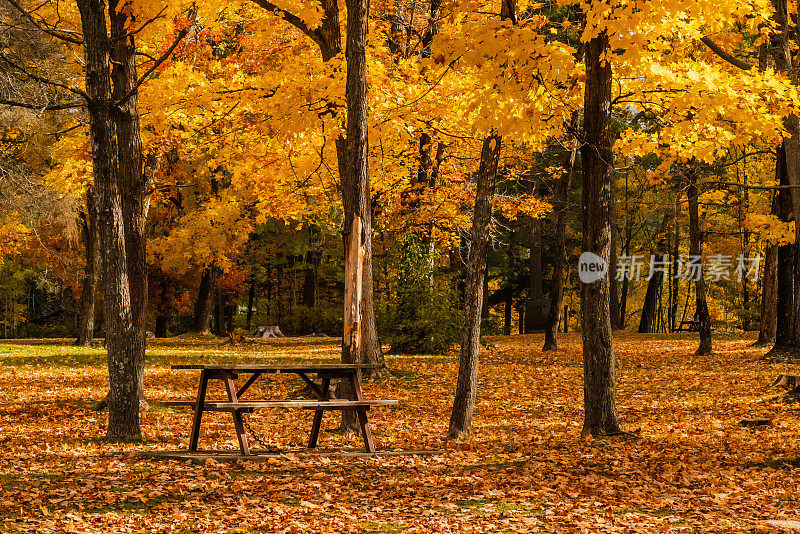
[246,274,256,331]
[448,134,501,440]
[757,242,778,345]
[543,126,576,351]
[77,0,139,440]
[687,168,712,355]
[338,0,371,432]
[670,201,680,332]
[192,267,215,333]
[302,253,317,307]
[524,219,543,332]
[772,142,795,352]
[76,189,99,346]
[110,1,147,402]
[503,292,512,335]
[639,214,670,333]
[609,184,621,329]
[215,287,227,336]
[154,316,168,338]
[579,30,624,437]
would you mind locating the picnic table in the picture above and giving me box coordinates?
[171,363,397,455]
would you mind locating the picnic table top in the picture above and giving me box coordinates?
[171,363,382,372]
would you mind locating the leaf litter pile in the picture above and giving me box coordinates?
[1,332,799,533]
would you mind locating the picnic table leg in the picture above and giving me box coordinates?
[357,407,375,453]
[223,372,250,456]
[189,370,209,452]
[308,377,331,448]
[349,372,375,453]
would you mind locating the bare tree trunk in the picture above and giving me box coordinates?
[77,0,139,440]
[76,189,99,346]
[338,0,371,432]
[756,188,779,345]
[639,214,670,333]
[772,142,795,353]
[448,134,501,440]
[192,267,215,333]
[670,201,680,332]
[215,287,227,336]
[580,30,624,437]
[757,243,779,345]
[110,2,146,401]
[687,168,712,356]
[543,126,577,351]
[609,185,621,329]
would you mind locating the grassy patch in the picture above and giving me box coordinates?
[359,520,405,532]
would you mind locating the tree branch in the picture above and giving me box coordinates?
[699,36,753,71]
[115,8,198,108]
[0,98,85,110]
[5,0,84,44]
[0,53,90,101]
[112,6,168,42]
[250,0,326,51]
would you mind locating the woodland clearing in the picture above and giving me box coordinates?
[0,332,798,533]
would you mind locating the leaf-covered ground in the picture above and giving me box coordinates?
[1,332,799,533]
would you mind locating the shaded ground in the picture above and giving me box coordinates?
[0,332,798,532]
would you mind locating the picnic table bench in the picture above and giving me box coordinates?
[676,320,700,332]
[171,363,397,455]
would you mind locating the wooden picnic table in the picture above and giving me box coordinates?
[171,363,397,455]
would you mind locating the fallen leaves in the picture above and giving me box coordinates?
[0,333,798,532]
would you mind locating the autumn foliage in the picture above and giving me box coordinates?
[0,334,799,532]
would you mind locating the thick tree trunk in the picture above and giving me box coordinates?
[154,316,168,338]
[192,267,215,333]
[76,189,99,346]
[543,129,576,351]
[448,134,501,440]
[772,142,795,353]
[215,287,227,336]
[338,0,371,432]
[579,30,624,437]
[687,169,712,355]
[757,242,778,345]
[110,2,146,401]
[361,221,386,377]
[77,0,139,440]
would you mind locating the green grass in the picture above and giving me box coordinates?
[359,521,405,532]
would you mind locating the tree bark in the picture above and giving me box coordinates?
[580,30,624,437]
[77,0,139,440]
[772,142,795,353]
[757,242,779,345]
[110,1,146,402]
[192,267,215,333]
[687,168,712,355]
[448,134,501,440]
[215,287,227,336]
[543,128,576,351]
[76,188,99,346]
[338,0,371,432]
